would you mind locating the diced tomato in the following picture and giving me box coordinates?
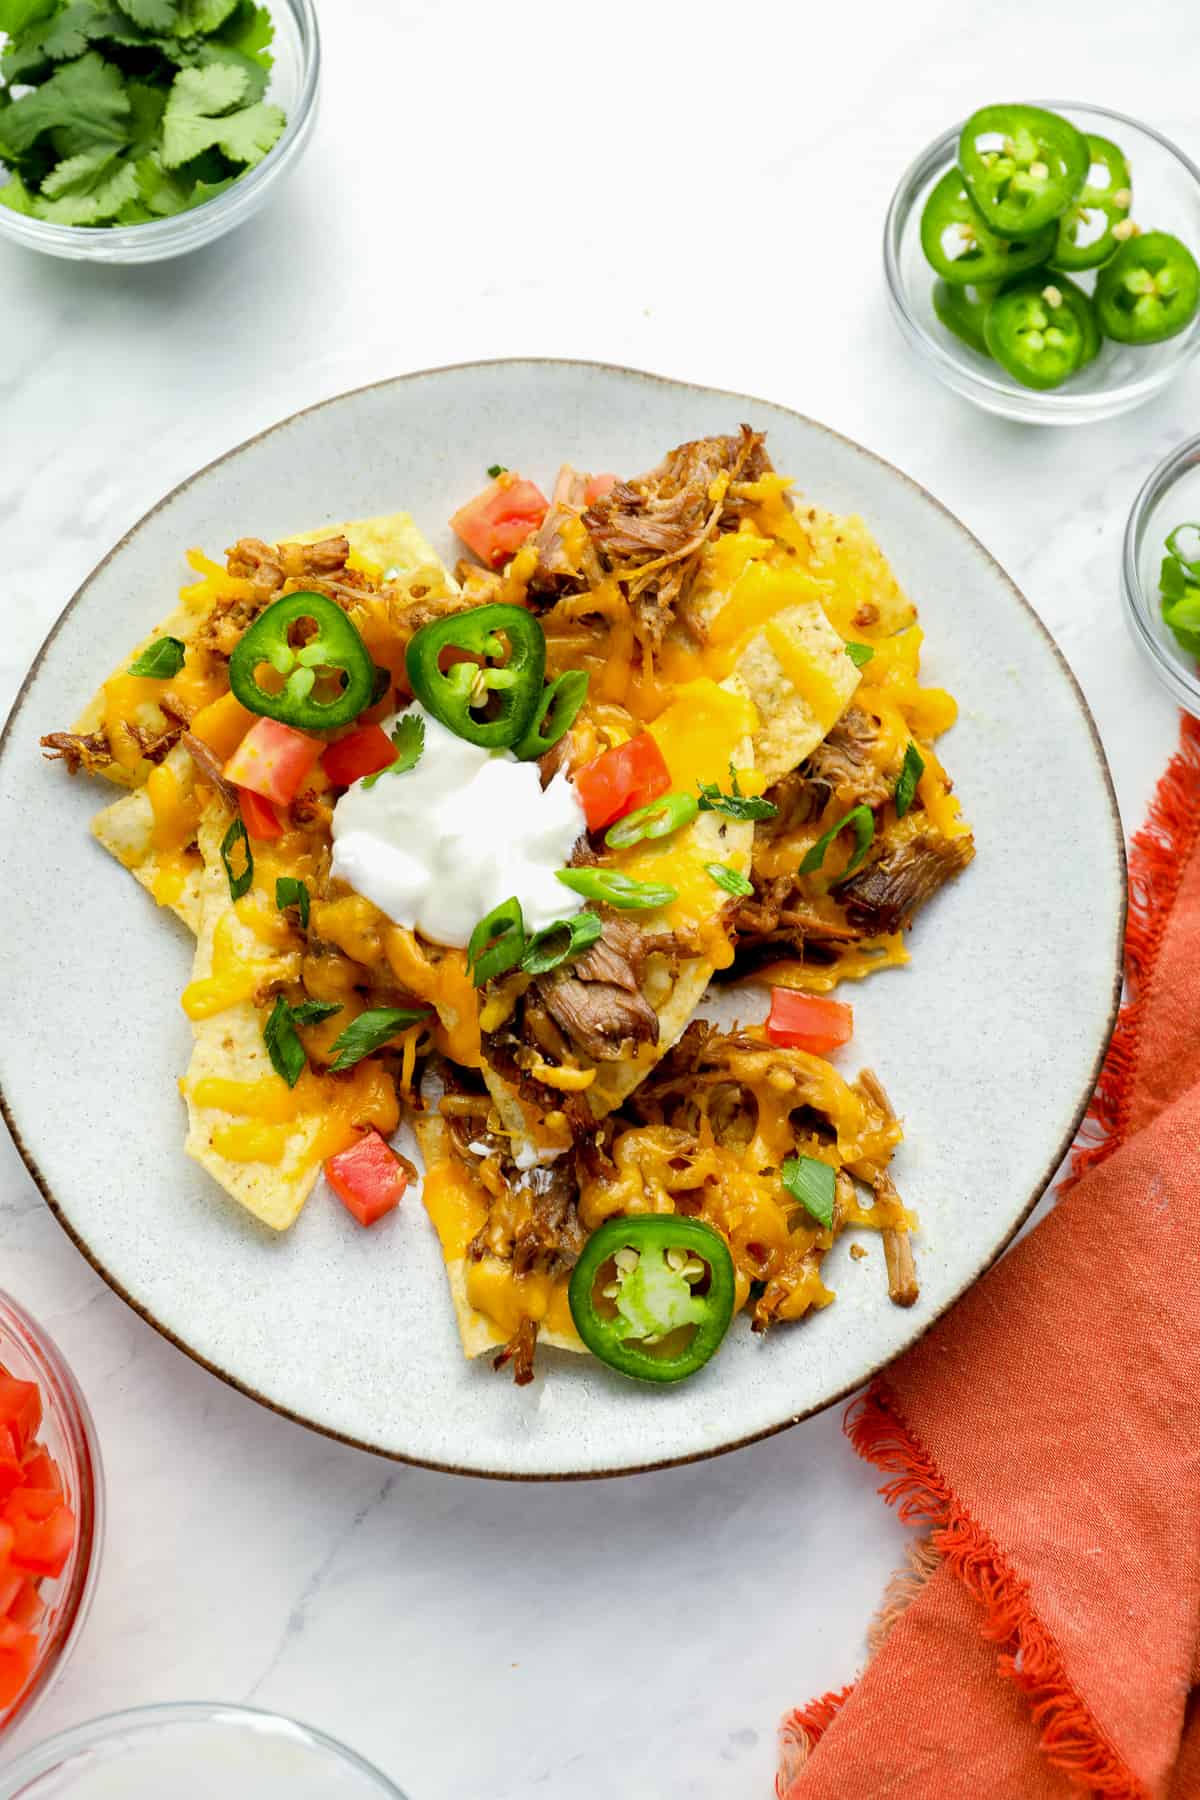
[0,1618,38,1709]
[0,1565,23,1618]
[5,1495,76,1579]
[0,1377,40,1463]
[224,717,322,806]
[5,1579,44,1635]
[237,787,283,840]
[574,733,672,832]
[583,472,618,504]
[450,475,549,569]
[765,990,854,1055]
[17,1449,60,1500]
[0,1459,21,1506]
[325,1130,410,1228]
[322,724,396,788]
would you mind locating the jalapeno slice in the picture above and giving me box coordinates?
[568,1215,736,1384]
[983,277,1088,389]
[920,170,1056,287]
[228,592,376,731]
[1053,273,1101,367]
[958,103,1088,240]
[513,669,589,761]
[1051,134,1132,272]
[1095,231,1200,345]
[932,279,998,354]
[406,603,546,750]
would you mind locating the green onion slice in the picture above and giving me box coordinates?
[705,861,753,897]
[1166,523,1200,579]
[514,670,590,761]
[520,910,603,975]
[263,997,340,1090]
[782,1155,837,1230]
[605,790,698,850]
[894,743,925,819]
[327,1006,430,1073]
[696,763,778,822]
[798,804,875,880]
[467,896,526,986]
[845,642,875,669]
[363,712,425,790]
[220,816,253,901]
[487,464,508,479]
[129,636,186,679]
[275,876,310,930]
[555,868,678,911]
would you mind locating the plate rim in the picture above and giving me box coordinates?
[0,356,1128,1482]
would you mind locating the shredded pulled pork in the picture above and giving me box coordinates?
[528,466,605,597]
[225,533,351,598]
[536,915,678,1063]
[40,728,112,774]
[493,1316,538,1386]
[839,833,975,935]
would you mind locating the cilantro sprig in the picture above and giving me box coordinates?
[0,1,286,229]
[362,712,425,789]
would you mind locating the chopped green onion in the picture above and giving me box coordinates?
[275,877,310,931]
[327,1006,430,1073]
[128,635,186,680]
[705,861,753,897]
[798,804,875,880]
[363,711,425,789]
[894,743,925,819]
[488,464,508,479]
[845,642,875,669]
[696,763,778,822]
[220,816,253,901]
[262,997,340,1089]
[514,670,590,760]
[555,868,678,911]
[520,910,603,975]
[1166,523,1200,579]
[467,896,526,986]
[781,1155,836,1230]
[605,790,698,850]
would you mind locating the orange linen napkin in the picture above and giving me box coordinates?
[779,714,1200,1800]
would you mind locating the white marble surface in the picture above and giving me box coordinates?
[0,1,1193,1792]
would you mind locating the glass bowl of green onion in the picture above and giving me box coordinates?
[884,102,1200,424]
[0,0,318,264]
[1123,432,1200,718]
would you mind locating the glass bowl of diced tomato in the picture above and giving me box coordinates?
[0,1293,103,1743]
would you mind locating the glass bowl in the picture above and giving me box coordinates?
[0,1704,408,1796]
[0,0,319,264]
[884,102,1200,424]
[0,1293,103,1743]
[1122,432,1200,716]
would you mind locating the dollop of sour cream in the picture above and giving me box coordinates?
[330,704,586,949]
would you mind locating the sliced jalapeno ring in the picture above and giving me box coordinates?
[1165,524,1200,580]
[958,103,1089,239]
[919,169,1056,287]
[983,277,1088,389]
[568,1215,736,1384]
[604,789,699,850]
[1051,134,1132,272]
[467,895,526,986]
[932,278,999,355]
[228,592,376,731]
[513,669,590,761]
[1095,231,1200,346]
[406,603,546,750]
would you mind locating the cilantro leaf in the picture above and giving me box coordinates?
[0,172,38,216]
[1,4,108,84]
[114,0,180,28]
[0,0,56,34]
[2,52,130,157]
[126,82,167,158]
[215,0,274,68]
[185,39,268,103]
[172,0,240,34]
[160,61,283,168]
[38,147,139,222]
[128,634,186,677]
[133,150,192,215]
[362,712,425,789]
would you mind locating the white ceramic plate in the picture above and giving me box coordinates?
[0,361,1124,1479]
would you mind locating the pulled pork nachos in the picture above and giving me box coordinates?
[45,428,973,1387]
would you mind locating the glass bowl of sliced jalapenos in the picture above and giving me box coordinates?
[885,102,1200,423]
[1123,432,1200,718]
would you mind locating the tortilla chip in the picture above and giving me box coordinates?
[727,602,860,787]
[90,743,205,931]
[412,1113,584,1359]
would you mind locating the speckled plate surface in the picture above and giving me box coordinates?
[0,361,1125,1479]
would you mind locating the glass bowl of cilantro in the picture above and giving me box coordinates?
[0,0,318,262]
[1123,431,1200,718]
